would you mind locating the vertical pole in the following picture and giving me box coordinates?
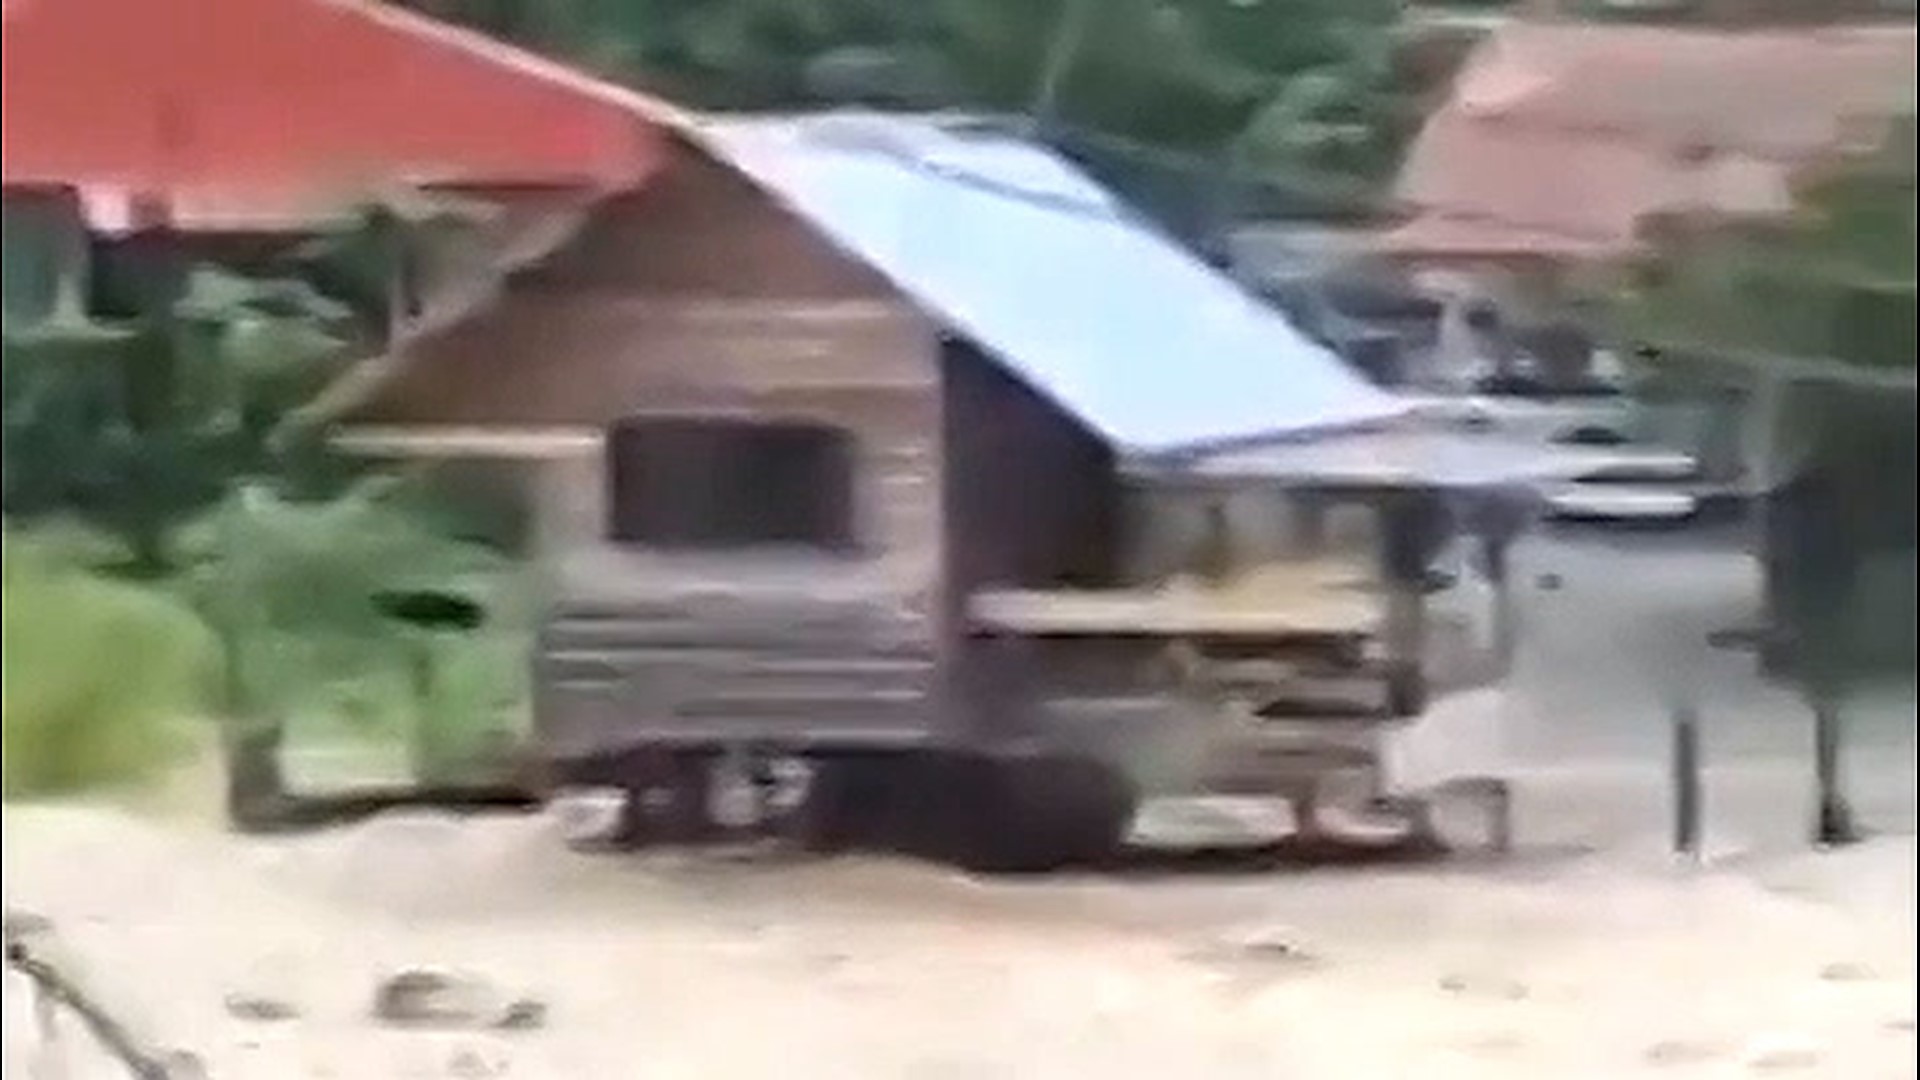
[1748,370,1783,657]
[1468,487,1529,683]
[1382,584,1428,718]
[1484,534,1518,681]
[49,185,89,324]
[1209,109,1260,267]
[1378,491,1440,717]
[1290,490,1329,557]
[1806,634,1861,847]
[407,634,437,783]
[1028,0,1096,137]
[1812,693,1855,846]
[1670,702,1702,860]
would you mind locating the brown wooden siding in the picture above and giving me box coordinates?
[511,148,895,299]
[355,144,942,579]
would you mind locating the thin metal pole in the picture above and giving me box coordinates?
[1484,535,1518,680]
[1670,703,1702,860]
[1806,635,1862,847]
[1747,369,1784,656]
[1028,0,1097,137]
[1812,692,1857,846]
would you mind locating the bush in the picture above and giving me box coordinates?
[185,484,534,784]
[414,622,534,783]
[2,531,220,796]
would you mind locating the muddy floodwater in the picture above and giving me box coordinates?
[4,777,1915,1079]
[5,532,1915,1078]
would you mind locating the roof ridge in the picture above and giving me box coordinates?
[328,0,699,130]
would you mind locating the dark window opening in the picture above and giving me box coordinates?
[605,416,859,551]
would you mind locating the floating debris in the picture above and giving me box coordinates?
[1642,1039,1726,1067]
[492,998,548,1031]
[223,991,299,1023]
[1437,972,1529,1001]
[1187,927,1319,974]
[371,969,547,1032]
[1742,1035,1823,1072]
[1817,960,1876,983]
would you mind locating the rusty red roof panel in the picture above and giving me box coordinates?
[2,0,681,205]
[1372,212,1628,261]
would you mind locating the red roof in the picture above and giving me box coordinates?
[1383,23,1917,261]
[1,0,682,217]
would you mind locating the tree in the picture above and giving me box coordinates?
[3,194,537,804]
[1616,118,1916,564]
[1620,120,1916,372]
[2,234,357,574]
[0,191,490,575]
[1614,118,1916,845]
[399,0,1427,225]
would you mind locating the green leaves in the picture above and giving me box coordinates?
[0,201,387,569]
[3,197,534,789]
[174,265,354,326]
[1618,124,1917,374]
[3,528,222,796]
[405,0,1417,216]
[179,480,528,774]
[1615,119,1917,674]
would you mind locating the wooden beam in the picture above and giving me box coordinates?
[333,424,602,459]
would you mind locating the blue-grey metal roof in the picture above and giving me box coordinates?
[693,113,1407,457]
[1166,428,1686,492]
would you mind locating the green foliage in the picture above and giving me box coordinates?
[0,190,501,574]
[181,481,531,780]
[404,0,1424,221]
[1616,123,1917,523]
[3,201,540,791]
[2,528,221,796]
[1617,118,1917,372]
[2,255,360,573]
[1615,120,1917,677]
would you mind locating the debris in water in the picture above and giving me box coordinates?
[1741,1035,1823,1072]
[1437,972,1529,1001]
[549,787,629,850]
[1187,927,1319,973]
[372,969,545,1032]
[447,1045,508,1078]
[224,990,299,1022]
[1816,960,1876,983]
[1458,1031,1526,1058]
[1642,1039,1726,1067]
[2,909,54,944]
[492,998,548,1031]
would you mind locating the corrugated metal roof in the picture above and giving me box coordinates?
[693,113,1406,457]
[1390,23,1917,259]
[2,0,675,202]
[1166,427,1669,492]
